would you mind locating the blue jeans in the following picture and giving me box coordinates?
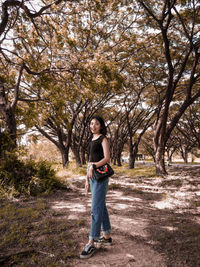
[89,177,111,241]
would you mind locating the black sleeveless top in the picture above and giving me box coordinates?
[88,135,105,162]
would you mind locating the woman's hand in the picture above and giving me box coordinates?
[87,164,94,179]
[88,165,94,179]
[85,179,90,195]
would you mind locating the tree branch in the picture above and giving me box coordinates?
[0,0,65,37]
[11,62,24,110]
[166,89,200,142]
[137,0,160,24]
[23,63,50,75]
[35,125,60,148]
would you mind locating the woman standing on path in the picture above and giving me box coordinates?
[80,116,112,259]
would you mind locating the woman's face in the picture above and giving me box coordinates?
[90,119,101,135]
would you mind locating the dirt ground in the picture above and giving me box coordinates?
[60,164,200,267]
[1,164,200,266]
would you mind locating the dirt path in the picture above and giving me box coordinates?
[50,165,200,267]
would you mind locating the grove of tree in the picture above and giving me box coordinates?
[0,0,200,176]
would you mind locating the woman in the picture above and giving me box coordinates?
[80,116,112,259]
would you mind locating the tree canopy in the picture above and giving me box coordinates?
[0,0,200,175]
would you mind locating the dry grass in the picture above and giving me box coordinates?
[0,197,82,266]
[55,162,87,180]
[55,162,156,180]
[113,164,156,178]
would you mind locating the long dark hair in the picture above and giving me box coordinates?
[90,116,107,136]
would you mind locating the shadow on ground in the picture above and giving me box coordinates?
[1,165,200,267]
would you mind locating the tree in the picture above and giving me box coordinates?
[172,103,200,162]
[180,102,200,148]
[106,103,129,166]
[0,0,67,155]
[165,135,178,164]
[71,95,116,166]
[140,130,155,161]
[34,94,86,167]
[136,0,200,175]
[20,0,129,166]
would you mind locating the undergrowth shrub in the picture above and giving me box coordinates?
[0,153,65,198]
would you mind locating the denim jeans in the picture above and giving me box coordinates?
[89,177,111,241]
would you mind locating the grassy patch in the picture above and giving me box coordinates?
[109,183,122,190]
[160,179,183,188]
[0,156,66,198]
[0,198,85,266]
[113,165,157,178]
[56,162,87,179]
[56,162,157,180]
[131,188,144,194]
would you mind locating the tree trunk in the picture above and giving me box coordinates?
[128,133,134,169]
[153,118,168,176]
[0,127,2,158]
[128,140,140,169]
[166,150,172,165]
[168,146,177,163]
[81,148,86,165]
[154,145,167,175]
[183,149,188,163]
[72,147,82,167]
[116,152,122,166]
[111,147,117,165]
[179,146,188,164]
[5,108,17,148]
[0,78,17,150]
[129,152,135,169]
[60,148,69,167]
[129,147,138,169]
